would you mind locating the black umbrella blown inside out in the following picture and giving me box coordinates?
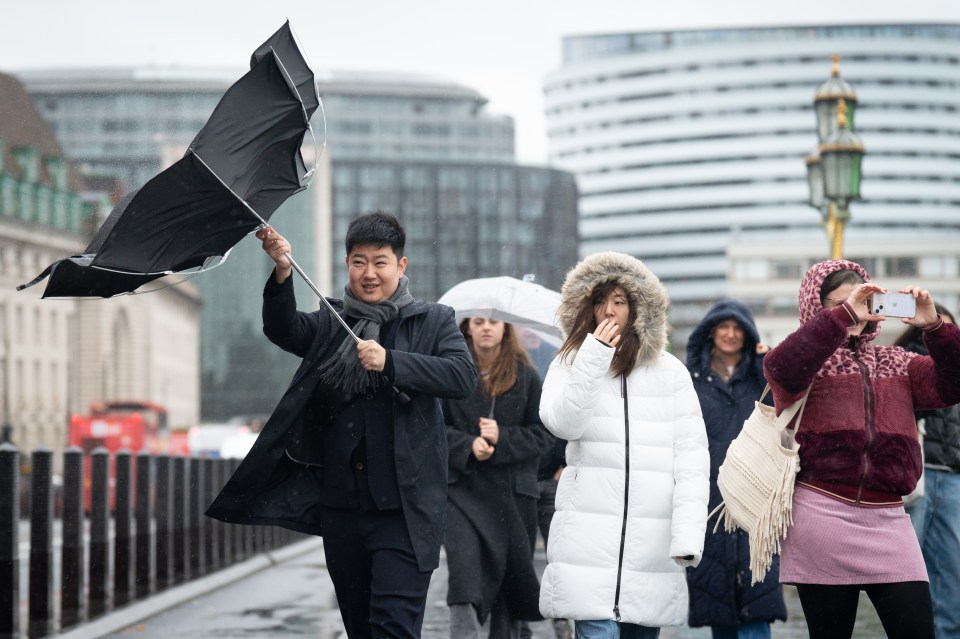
[19,20,320,298]
[19,22,412,403]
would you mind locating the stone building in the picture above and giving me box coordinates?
[0,71,200,459]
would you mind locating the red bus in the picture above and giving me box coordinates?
[69,400,170,455]
[68,400,184,508]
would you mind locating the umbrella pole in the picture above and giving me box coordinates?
[190,153,410,403]
[283,251,360,344]
[283,251,411,405]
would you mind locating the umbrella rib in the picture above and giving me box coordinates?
[192,149,363,346]
[267,46,322,181]
[89,264,173,276]
[269,47,310,129]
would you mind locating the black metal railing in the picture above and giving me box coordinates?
[0,444,300,639]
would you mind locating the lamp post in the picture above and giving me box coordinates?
[805,54,866,260]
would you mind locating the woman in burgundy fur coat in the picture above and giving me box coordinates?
[762,260,960,639]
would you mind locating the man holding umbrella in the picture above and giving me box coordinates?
[208,211,477,638]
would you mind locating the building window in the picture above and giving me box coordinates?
[50,362,59,404]
[920,256,946,277]
[773,260,803,280]
[733,259,767,281]
[771,296,797,317]
[886,257,918,277]
[847,257,878,276]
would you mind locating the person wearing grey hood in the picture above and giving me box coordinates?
[684,299,787,639]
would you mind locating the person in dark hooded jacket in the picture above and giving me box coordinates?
[684,299,787,639]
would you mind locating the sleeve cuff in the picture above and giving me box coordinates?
[922,314,945,333]
[382,350,396,380]
[838,301,860,327]
[263,271,292,297]
[593,335,615,349]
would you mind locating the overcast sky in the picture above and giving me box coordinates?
[4,1,959,163]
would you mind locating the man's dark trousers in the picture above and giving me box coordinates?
[321,506,432,639]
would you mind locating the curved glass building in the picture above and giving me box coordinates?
[544,24,960,343]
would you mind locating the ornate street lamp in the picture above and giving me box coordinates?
[805,55,866,260]
[814,54,858,144]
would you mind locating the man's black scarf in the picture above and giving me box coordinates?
[317,275,414,395]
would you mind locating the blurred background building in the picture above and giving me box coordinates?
[19,68,236,191]
[0,71,199,460]
[727,232,960,346]
[317,72,578,299]
[20,68,578,421]
[316,71,515,163]
[544,23,960,347]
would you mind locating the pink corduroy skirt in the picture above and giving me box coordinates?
[779,485,928,585]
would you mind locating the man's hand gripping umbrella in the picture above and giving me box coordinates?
[255,224,411,405]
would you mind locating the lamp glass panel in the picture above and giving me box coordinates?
[815,100,837,143]
[806,160,825,209]
[822,152,862,200]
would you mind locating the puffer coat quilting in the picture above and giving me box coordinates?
[538,252,709,626]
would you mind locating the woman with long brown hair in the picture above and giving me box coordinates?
[444,317,554,638]
[538,252,709,639]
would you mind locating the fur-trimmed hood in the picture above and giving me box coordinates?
[558,251,668,368]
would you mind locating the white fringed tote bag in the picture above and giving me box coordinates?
[711,385,810,584]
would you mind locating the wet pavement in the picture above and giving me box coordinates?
[99,539,887,639]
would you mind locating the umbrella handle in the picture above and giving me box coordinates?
[283,251,411,406]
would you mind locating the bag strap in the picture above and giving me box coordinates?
[761,383,812,433]
[791,387,812,433]
[709,383,812,532]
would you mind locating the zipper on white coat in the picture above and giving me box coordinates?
[613,373,629,622]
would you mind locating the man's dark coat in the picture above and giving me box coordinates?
[684,299,787,628]
[206,277,477,571]
[443,362,552,622]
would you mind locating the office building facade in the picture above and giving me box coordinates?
[316,73,575,300]
[544,24,960,344]
[330,159,578,300]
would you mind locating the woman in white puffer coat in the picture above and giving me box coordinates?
[539,252,710,639]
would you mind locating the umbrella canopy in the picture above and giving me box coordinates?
[18,21,319,298]
[437,276,562,338]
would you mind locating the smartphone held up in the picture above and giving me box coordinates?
[870,292,917,318]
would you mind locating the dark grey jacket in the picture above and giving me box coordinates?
[902,336,960,472]
[206,276,477,571]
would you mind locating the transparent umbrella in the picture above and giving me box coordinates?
[437,276,562,338]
